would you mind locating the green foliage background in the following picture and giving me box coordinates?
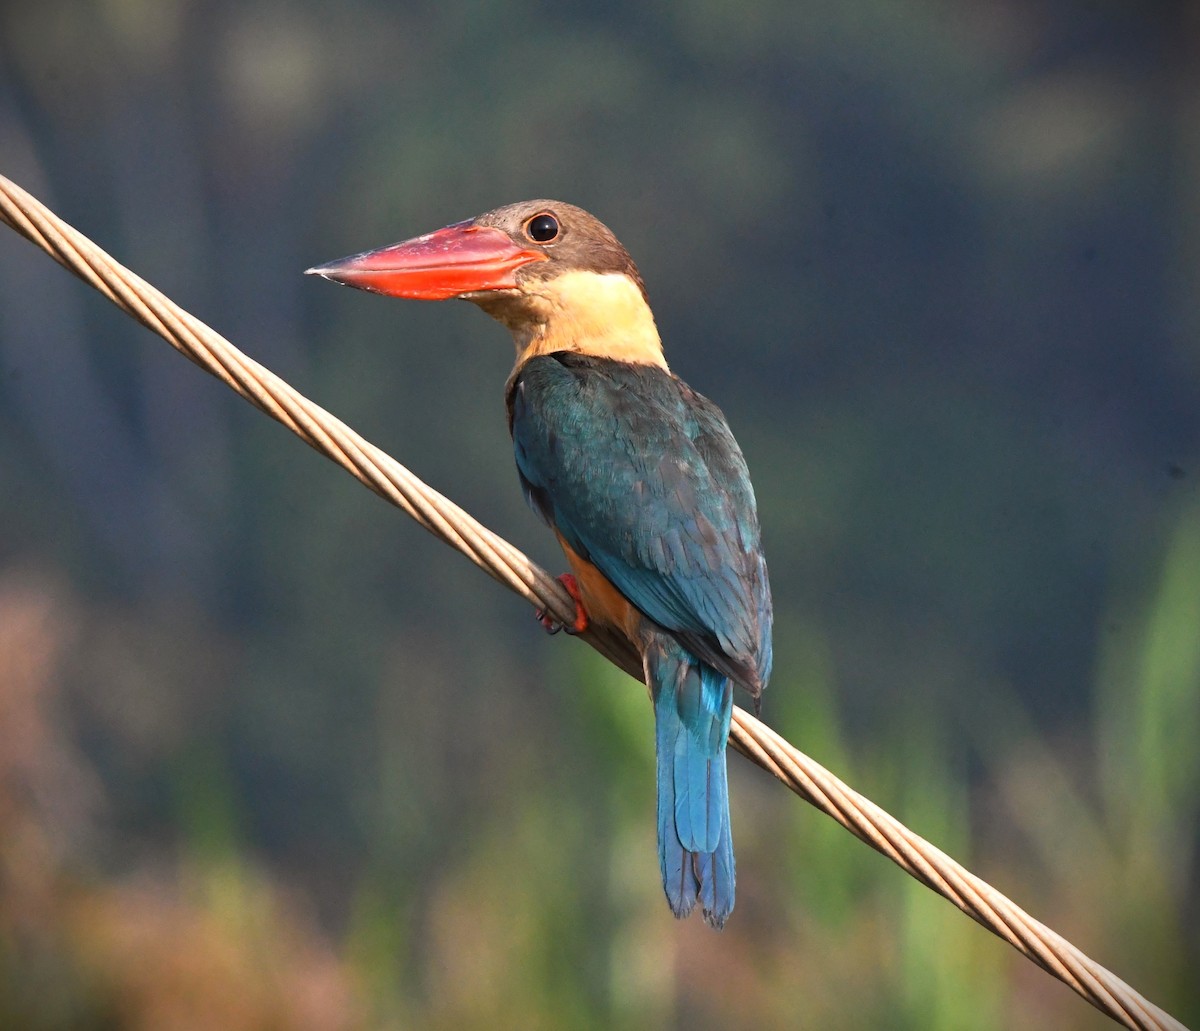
[0,2,1196,1027]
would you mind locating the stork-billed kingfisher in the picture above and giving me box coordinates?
[307,201,773,928]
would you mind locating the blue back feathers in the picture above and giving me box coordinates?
[509,353,772,695]
[508,352,772,926]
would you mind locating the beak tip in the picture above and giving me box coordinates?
[305,264,352,286]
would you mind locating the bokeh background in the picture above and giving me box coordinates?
[1,2,1198,1028]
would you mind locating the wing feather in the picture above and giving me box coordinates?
[510,353,772,694]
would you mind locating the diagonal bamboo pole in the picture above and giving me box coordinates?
[0,173,1187,1031]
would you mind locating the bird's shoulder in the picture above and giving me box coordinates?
[507,350,679,423]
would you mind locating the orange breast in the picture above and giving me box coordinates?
[555,531,642,642]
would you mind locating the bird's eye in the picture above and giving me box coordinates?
[526,213,559,243]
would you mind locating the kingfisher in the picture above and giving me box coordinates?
[307,201,773,928]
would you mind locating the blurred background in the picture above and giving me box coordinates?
[1,1,1198,1028]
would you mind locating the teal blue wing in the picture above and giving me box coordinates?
[509,352,772,694]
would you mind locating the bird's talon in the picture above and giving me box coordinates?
[536,573,589,635]
[535,607,563,634]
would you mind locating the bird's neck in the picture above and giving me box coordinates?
[479,270,668,375]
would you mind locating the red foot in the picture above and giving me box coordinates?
[536,573,589,635]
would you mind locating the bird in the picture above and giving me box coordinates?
[307,201,773,928]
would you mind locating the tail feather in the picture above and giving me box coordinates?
[649,637,735,927]
[694,812,736,929]
[673,729,721,852]
[656,691,698,919]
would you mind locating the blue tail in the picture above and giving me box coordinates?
[649,637,735,928]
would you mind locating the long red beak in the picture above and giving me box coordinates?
[305,221,547,300]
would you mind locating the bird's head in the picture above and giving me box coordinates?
[307,200,664,367]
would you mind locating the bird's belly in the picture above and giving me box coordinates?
[555,531,642,642]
